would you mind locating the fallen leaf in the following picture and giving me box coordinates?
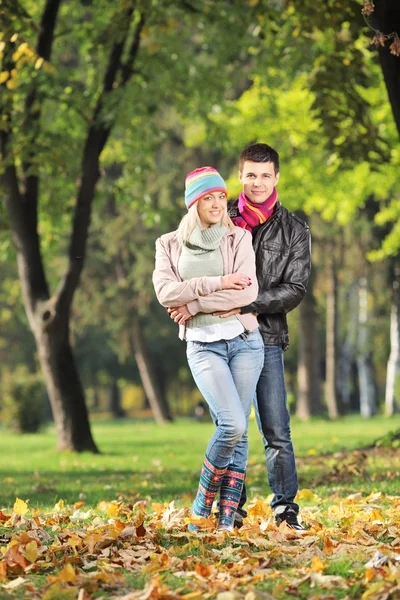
[54,562,77,583]
[195,562,212,577]
[13,498,28,516]
[310,556,328,572]
[2,576,26,589]
[310,572,347,589]
[161,501,188,530]
[24,541,38,563]
[296,489,319,501]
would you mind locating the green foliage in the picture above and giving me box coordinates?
[0,365,46,433]
[374,427,400,449]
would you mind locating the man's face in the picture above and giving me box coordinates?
[239,161,279,204]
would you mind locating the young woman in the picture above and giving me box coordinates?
[153,167,264,531]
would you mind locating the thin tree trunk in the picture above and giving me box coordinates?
[357,277,377,418]
[385,264,400,415]
[338,283,358,409]
[129,318,172,424]
[110,380,125,419]
[325,255,340,419]
[296,268,322,419]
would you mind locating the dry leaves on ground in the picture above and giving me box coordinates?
[1,490,400,599]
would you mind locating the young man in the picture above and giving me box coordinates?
[214,142,311,530]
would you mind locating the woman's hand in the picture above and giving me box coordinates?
[221,273,252,290]
[167,305,192,325]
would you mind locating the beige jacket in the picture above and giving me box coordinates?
[152,226,259,340]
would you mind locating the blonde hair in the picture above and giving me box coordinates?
[177,201,235,246]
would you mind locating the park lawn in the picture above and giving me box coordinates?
[0,415,399,599]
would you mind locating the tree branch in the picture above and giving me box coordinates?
[23,0,62,205]
[1,129,50,314]
[55,5,146,315]
[121,12,146,84]
[1,35,50,312]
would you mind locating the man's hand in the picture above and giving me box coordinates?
[212,307,241,318]
[167,305,192,325]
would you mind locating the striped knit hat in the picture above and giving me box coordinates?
[184,167,227,209]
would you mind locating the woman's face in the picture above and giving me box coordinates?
[197,191,227,228]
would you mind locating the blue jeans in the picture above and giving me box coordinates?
[239,344,299,513]
[187,330,264,471]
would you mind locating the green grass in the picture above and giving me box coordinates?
[0,414,399,511]
[1,415,399,599]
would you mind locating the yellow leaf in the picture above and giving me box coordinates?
[370,509,384,521]
[311,556,328,572]
[0,71,9,83]
[24,541,38,563]
[296,489,318,501]
[152,502,166,516]
[10,33,18,42]
[307,448,317,455]
[56,563,77,582]
[35,57,44,70]
[13,498,28,515]
[247,499,269,517]
[107,504,119,518]
[364,568,376,583]
[97,500,120,517]
[54,499,64,512]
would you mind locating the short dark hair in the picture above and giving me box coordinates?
[239,143,280,174]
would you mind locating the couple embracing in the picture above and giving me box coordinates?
[153,143,311,532]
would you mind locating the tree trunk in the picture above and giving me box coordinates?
[372,0,400,137]
[338,283,358,409]
[385,264,400,415]
[2,3,146,452]
[129,317,172,424]
[357,277,377,418]
[35,321,98,452]
[325,255,340,419]
[296,268,322,419]
[110,380,125,419]
[10,215,99,452]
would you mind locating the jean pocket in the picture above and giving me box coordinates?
[186,341,204,357]
[243,329,263,349]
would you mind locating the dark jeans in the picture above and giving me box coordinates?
[238,344,299,515]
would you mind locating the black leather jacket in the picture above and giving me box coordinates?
[228,200,311,349]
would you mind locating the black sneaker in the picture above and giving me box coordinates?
[275,506,306,531]
[233,511,244,529]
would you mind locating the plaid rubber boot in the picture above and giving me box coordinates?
[188,455,227,532]
[217,466,245,531]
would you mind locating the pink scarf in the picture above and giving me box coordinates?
[232,188,278,231]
